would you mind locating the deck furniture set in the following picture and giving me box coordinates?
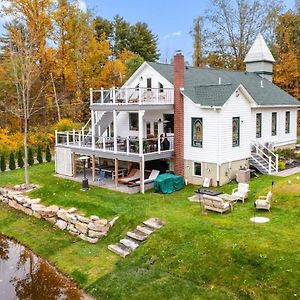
[196,183,272,214]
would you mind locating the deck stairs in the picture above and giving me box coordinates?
[249,142,278,174]
[95,111,120,136]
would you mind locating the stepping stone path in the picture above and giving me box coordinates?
[108,218,165,258]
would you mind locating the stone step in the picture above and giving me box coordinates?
[126,229,148,241]
[108,243,132,258]
[120,237,140,250]
[136,224,156,235]
[143,218,165,230]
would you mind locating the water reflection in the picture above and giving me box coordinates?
[0,235,93,300]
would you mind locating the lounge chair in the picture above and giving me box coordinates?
[202,194,232,214]
[255,191,272,211]
[232,183,249,203]
[119,169,140,184]
[135,170,160,185]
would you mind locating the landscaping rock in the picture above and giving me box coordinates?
[90,215,100,221]
[87,222,107,232]
[108,243,132,258]
[88,230,106,239]
[57,209,69,222]
[33,212,42,219]
[126,229,148,241]
[94,218,108,226]
[67,207,77,214]
[75,222,88,234]
[143,218,165,229]
[77,215,90,224]
[8,200,23,211]
[31,204,46,212]
[108,216,119,227]
[42,205,59,218]
[26,198,41,205]
[120,237,140,250]
[79,234,98,244]
[136,224,155,235]
[56,220,67,230]
[45,217,57,224]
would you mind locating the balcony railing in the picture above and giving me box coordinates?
[56,130,174,156]
[90,87,174,105]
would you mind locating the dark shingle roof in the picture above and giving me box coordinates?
[147,61,299,106]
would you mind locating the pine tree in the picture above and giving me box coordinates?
[45,145,51,162]
[9,152,16,170]
[0,155,6,172]
[17,150,24,168]
[28,148,34,166]
[37,145,43,164]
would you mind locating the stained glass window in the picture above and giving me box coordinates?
[191,118,203,147]
[272,112,277,136]
[232,117,240,147]
[285,111,290,134]
[256,113,262,138]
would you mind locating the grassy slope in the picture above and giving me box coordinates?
[0,163,299,300]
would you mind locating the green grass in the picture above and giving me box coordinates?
[0,163,300,299]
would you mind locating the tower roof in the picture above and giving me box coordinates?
[244,33,275,63]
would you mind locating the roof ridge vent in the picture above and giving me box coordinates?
[261,80,264,88]
[218,77,222,85]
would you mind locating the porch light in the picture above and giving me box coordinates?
[78,156,90,191]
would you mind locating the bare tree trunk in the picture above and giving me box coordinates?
[50,72,61,121]
[24,116,29,185]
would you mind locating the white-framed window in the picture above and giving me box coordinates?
[193,162,202,177]
[129,113,138,131]
[232,117,240,147]
[271,112,277,136]
[285,111,290,134]
[256,113,262,138]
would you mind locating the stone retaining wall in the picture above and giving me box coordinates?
[0,185,118,244]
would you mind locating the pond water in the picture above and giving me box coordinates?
[0,235,93,300]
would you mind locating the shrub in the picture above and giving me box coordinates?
[296,152,300,160]
[52,118,82,132]
[275,148,292,159]
[9,152,16,170]
[28,148,34,166]
[278,160,286,171]
[0,155,6,172]
[45,145,51,162]
[17,149,24,168]
[37,145,43,164]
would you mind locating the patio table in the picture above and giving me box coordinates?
[219,193,240,204]
[101,166,127,180]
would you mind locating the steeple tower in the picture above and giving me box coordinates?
[244,33,275,82]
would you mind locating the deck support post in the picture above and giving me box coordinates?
[72,153,76,177]
[113,110,117,153]
[138,110,145,156]
[92,155,96,182]
[115,158,119,187]
[140,157,145,194]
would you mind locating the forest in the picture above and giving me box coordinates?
[0,0,299,174]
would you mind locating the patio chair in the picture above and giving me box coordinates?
[135,170,160,185]
[255,191,272,212]
[119,169,140,184]
[232,183,249,203]
[97,169,106,184]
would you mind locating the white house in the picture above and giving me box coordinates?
[55,34,299,192]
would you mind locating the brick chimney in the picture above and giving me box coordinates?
[173,51,184,176]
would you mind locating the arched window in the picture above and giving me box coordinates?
[191,118,203,147]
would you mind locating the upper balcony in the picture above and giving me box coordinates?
[90,87,174,111]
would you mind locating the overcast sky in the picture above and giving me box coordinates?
[0,0,297,63]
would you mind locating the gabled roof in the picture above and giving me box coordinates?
[147,61,298,106]
[244,33,275,63]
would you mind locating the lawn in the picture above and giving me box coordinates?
[0,163,299,299]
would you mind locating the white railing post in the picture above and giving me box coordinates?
[126,137,129,155]
[113,87,116,104]
[91,110,95,150]
[55,130,58,145]
[158,137,161,154]
[103,136,106,152]
[138,110,144,156]
[139,88,142,105]
[73,129,75,145]
[82,127,84,141]
[66,131,69,147]
[125,87,128,104]
[268,156,272,174]
[113,110,117,153]
[101,87,104,104]
[156,88,159,103]
[79,132,82,147]
[90,88,93,105]
[276,154,279,173]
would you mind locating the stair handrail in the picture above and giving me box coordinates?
[252,141,278,173]
[250,154,269,173]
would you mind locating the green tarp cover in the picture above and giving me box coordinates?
[154,173,184,194]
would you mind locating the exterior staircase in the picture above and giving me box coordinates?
[95,111,119,136]
[250,141,278,174]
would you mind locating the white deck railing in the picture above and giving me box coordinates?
[56,130,174,156]
[252,141,279,173]
[90,87,174,105]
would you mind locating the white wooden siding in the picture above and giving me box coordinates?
[219,90,252,163]
[184,96,219,163]
[251,107,298,146]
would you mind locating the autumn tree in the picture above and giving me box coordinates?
[273,11,300,100]
[203,0,283,69]
[191,17,204,67]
